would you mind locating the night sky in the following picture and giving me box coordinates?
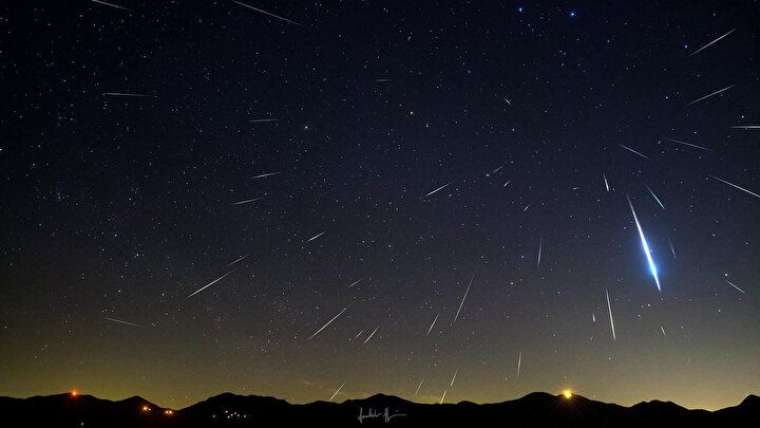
[2,0,760,411]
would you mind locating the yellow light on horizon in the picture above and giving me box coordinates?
[562,389,573,399]
[142,405,151,413]
[70,389,78,398]
[164,409,175,416]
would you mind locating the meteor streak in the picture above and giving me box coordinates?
[645,185,666,210]
[439,390,447,404]
[226,255,248,267]
[102,92,149,97]
[619,144,650,160]
[725,279,746,294]
[537,238,543,268]
[516,352,522,378]
[424,182,452,198]
[231,198,261,205]
[307,231,326,242]
[627,196,662,291]
[363,326,379,344]
[186,271,235,298]
[250,118,279,123]
[252,171,280,179]
[731,125,760,130]
[688,85,734,106]
[104,317,141,327]
[605,288,616,341]
[308,307,348,340]
[232,1,302,26]
[347,278,363,288]
[91,0,130,11]
[452,274,474,325]
[414,380,424,396]
[603,173,610,192]
[710,176,760,200]
[690,29,735,56]
[329,382,345,401]
[426,313,439,336]
[450,370,458,387]
[663,137,711,152]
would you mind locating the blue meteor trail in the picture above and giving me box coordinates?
[626,196,661,292]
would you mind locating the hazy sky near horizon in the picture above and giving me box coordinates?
[1,0,759,411]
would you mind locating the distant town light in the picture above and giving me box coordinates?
[142,405,151,413]
[70,389,78,398]
[562,389,573,399]
[164,409,175,416]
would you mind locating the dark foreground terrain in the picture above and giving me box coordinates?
[1,391,758,427]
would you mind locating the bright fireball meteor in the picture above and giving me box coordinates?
[626,196,661,292]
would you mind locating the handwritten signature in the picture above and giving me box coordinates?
[357,407,407,424]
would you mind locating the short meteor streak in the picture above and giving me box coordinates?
[424,182,452,198]
[452,274,474,325]
[688,85,734,106]
[439,390,447,404]
[627,196,662,291]
[603,173,610,192]
[731,125,760,130]
[414,380,424,396]
[91,0,130,11]
[102,92,150,97]
[663,137,711,152]
[187,271,234,298]
[660,326,667,337]
[690,29,735,56]
[725,279,746,294]
[426,313,439,336]
[308,307,348,340]
[450,369,458,387]
[536,238,543,268]
[307,231,326,242]
[516,352,522,378]
[363,326,379,344]
[329,382,345,401]
[252,171,280,179]
[232,197,261,205]
[226,255,248,267]
[619,144,649,160]
[668,238,677,259]
[232,1,302,26]
[710,176,760,200]
[645,185,666,210]
[605,288,616,341]
[503,180,512,187]
[104,317,141,327]
[347,278,363,288]
[250,118,279,123]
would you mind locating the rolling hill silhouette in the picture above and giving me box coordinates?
[1,391,757,427]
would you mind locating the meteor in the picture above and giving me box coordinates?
[414,380,424,396]
[186,271,234,298]
[450,369,458,387]
[308,307,348,340]
[536,238,543,268]
[226,255,248,267]
[231,198,261,205]
[424,182,452,198]
[710,176,760,200]
[102,92,150,97]
[347,278,363,288]
[725,279,746,294]
[663,137,711,152]
[232,1,302,26]
[619,144,650,160]
[516,352,522,378]
[731,125,760,130]
[626,196,662,291]
[91,0,130,11]
[329,382,345,401]
[439,390,447,404]
[252,171,280,179]
[426,313,439,336]
[690,29,735,56]
[104,317,141,327]
[605,288,616,341]
[603,173,610,192]
[688,85,734,106]
[363,326,379,344]
[645,185,666,210]
[452,274,474,325]
[307,231,326,242]
[668,238,677,259]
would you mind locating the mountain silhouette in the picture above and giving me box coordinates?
[1,391,757,427]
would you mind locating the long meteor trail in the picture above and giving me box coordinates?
[688,85,734,106]
[186,271,235,298]
[710,176,760,200]
[605,288,616,341]
[627,196,661,291]
[452,274,474,325]
[308,307,348,340]
[690,29,735,56]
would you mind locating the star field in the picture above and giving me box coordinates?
[1,0,759,411]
